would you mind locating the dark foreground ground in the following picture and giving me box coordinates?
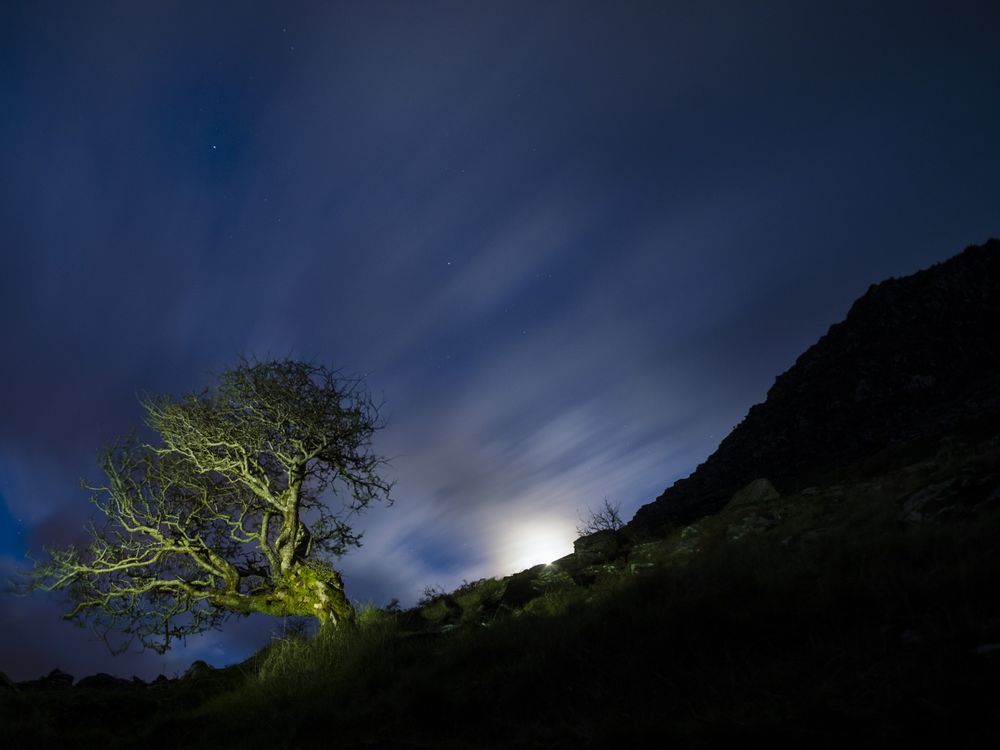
[3,435,1000,749]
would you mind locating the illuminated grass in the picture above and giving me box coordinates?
[4,450,1000,747]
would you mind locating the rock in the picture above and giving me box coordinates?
[18,668,74,691]
[496,561,578,612]
[535,563,577,589]
[45,668,74,688]
[725,511,784,543]
[0,671,15,690]
[182,660,215,680]
[724,478,780,511]
[720,479,784,542]
[418,593,463,626]
[899,479,958,524]
[899,473,1000,524]
[669,524,704,557]
[627,539,675,573]
[76,672,133,690]
[974,643,1000,658]
[581,562,625,579]
[573,529,625,565]
[984,482,1000,508]
[499,565,547,610]
[784,525,844,546]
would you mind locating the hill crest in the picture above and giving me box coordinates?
[628,238,1000,535]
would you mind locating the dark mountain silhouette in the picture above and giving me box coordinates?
[628,238,1000,535]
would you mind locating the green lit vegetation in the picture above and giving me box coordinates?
[4,439,999,747]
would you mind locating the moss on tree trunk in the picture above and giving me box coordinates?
[211,562,355,626]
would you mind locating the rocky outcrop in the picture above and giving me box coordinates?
[182,660,215,680]
[629,239,1000,537]
[16,668,74,691]
[898,470,1000,525]
[76,672,135,690]
[572,529,626,565]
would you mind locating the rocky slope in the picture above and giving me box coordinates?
[628,238,1000,536]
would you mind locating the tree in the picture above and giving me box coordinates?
[577,496,625,535]
[27,358,392,653]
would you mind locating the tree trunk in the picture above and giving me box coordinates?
[279,562,356,626]
[209,561,355,625]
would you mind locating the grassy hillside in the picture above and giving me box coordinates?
[5,435,999,748]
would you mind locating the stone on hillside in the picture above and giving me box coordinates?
[718,478,784,542]
[499,562,576,611]
[900,479,957,524]
[666,524,704,559]
[627,539,675,573]
[418,593,463,626]
[18,668,75,691]
[582,561,626,579]
[547,552,583,581]
[182,660,215,680]
[499,565,545,609]
[536,563,576,589]
[76,672,133,690]
[725,510,784,543]
[45,668,74,688]
[724,478,780,511]
[573,529,625,565]
[900,472,1000,525]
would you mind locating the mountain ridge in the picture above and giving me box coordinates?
[628,238,1000,536]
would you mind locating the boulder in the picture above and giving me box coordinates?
[497,562,577,611]
[627,539,675,573]
[76,672,133,690]
[665,524,704,559]
[417,593,463,626]
[573,529,625,565]
[899,472,1000,524]
[150,674,172,688]
[582,561,625,578]
[725,510,784,543]
[899,479,958,524]
[499,565,547,610]
[182,660,215,680]
[535,563,576,590]
[18,668,74,691]
[724,478,780,511]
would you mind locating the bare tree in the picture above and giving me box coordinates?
[577,496,625,535]
[26,358,392,653]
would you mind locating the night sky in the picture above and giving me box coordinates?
[2,1,998,681]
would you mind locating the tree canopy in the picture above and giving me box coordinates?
[27,359,392,652]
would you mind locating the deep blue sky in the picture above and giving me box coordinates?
[1,0,998,680]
